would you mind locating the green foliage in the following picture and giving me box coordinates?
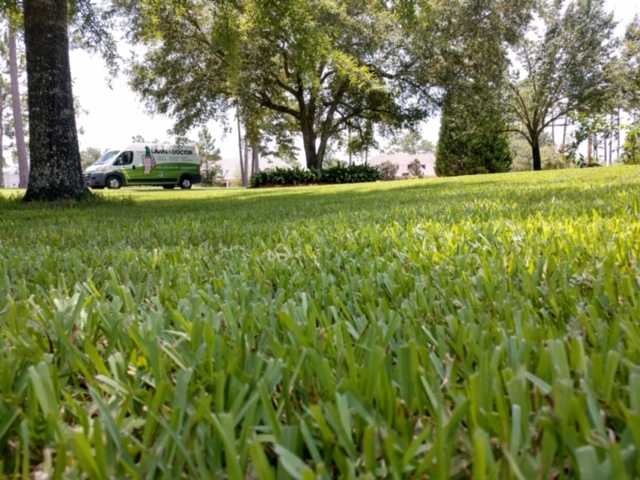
[378,160,399,180]
[320,163,381,184]
[407,158,424,178]
[250,164,380,187]
[506,0,616,170]
[1,167,640,477]
[386,130,434,155]
[509,133,570,171]
[200,164,225,187]
[621,124,640,165]
[436,100,513,176]
[122,0,428,170]
[79,147,102,171]
[250,167,318,187]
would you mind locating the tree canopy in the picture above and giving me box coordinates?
[118,0,433,170]
[505,0,616,170]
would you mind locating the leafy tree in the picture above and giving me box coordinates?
[131,134,145,142]
[387,130,434,154]
[407,158,424,178]
[509,132,568,171]
[621,125,640,164]
[79,146,102,170]
[436,95,513,176]
[378,160,398,180]
[119,0,431,171]
[621,15,640,117]
[505,0,616,170]
[196,126,223,185]
[423,0,526,176]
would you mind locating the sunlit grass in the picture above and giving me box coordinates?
[1,167,640,478]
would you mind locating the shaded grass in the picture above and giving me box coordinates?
[1,167,640,478]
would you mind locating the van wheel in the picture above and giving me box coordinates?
[163,185,175,190]
[179,176,192,189]
[106,176,122,189]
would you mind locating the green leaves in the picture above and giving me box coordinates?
[1,167,640,476]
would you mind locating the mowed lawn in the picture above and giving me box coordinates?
[1,167,640,479]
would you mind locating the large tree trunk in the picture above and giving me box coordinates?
[9,26,29,189]
[301,121,320,171]
[0,82,4,189]
[531,136,542,171]
[22,0,90,202]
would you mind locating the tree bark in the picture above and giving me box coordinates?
[237,114,245,186]
[243,138,249,187]
[9,26,29,189]
[0,82,4,189]
[531,136,542,171]
[22,0,90,202]
[251,144,259,174]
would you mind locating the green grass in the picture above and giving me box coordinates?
[1,167,640,478]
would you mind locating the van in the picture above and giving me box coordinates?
[83,143,202,189]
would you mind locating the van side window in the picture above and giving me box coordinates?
[114,151,133,166]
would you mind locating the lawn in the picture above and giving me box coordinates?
[1,167,640,478]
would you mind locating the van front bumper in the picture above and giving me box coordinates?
[83,172,106,188]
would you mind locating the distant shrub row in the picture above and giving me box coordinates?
[250,164,381,187]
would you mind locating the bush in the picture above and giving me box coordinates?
[250,167,318,187]
[200,164,225,186]
[321,163,381,184]
[407,159,424,178]
[378,161,399,180]
[250,164,381,187]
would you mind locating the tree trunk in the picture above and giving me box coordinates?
[587,135,592,165]
[0,82,4,189]
[9,26,29,189]
[251,144,259,174]
[531,136,542,171]
[237,114,245,186]
[22,0,90,202]
[301,123,320,171]
[243,138,249,187]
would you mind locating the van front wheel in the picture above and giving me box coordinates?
[179,176,192,189]
[106,176,122,189]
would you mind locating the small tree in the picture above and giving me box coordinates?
[378,161,399,180]
[622,125,640,164]
[80,147,102,171]
[436,98,513,176]
[407,159,424,178]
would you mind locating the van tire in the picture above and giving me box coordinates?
[179,175,193,189]
[106,176,122,189]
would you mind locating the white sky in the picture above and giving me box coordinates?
[64,0,639,161]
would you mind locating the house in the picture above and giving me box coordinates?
[2,166,20,188]
[368,152,436,178]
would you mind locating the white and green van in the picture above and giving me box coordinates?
[83,143,202,189]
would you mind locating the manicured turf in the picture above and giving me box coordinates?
[1,167,640,478]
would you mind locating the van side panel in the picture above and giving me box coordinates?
[85,143,202,188]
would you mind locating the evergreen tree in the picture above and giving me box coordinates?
[436,93,512,176]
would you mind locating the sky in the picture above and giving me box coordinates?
[63,0,640,162]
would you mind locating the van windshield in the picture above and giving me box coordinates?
[94,150,119,165]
